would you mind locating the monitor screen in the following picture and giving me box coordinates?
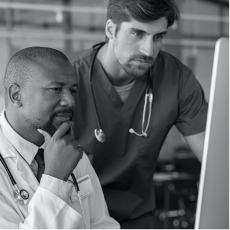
[195,37,229,229]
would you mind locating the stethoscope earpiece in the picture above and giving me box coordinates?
[129,128,148,137]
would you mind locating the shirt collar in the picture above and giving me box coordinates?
[0,110,39,165]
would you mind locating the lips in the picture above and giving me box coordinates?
[133,60,153,66]
[133,59,153,64]
[54,113,73,122]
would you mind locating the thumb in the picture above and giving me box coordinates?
[37,129,52,144]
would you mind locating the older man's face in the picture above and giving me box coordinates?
[20,58,77,136]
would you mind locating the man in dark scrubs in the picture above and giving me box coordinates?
[69,0,208,228]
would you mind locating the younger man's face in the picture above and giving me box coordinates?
[112,17,168,78]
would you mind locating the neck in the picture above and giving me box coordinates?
[97,42,134,86]
[5,108,44,146]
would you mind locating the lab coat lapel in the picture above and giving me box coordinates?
[17,156,39,192]
[0,129,38,217]
[2,154,36,217]
[0,128,39,192]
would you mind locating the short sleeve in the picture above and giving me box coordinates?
[175,68,208,136]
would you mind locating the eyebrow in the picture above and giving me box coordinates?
[155,31,168,36]
[45,81,78,87]
[130,28,168,36]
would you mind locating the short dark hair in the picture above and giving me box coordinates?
[4,47,69,107]
[106,0,180,40]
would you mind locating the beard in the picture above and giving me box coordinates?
[28,108,74,136]
[122,62,150,77]
[113,39,154,78]
[38,115,57,136]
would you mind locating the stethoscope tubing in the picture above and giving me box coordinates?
[0,153,16,185]
[142,91,148,132]
[89,43,105,132]
[143,89,153,134]
[0,153,29,203]
[129,78,153,137]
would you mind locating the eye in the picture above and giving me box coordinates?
[131,31,144,38]
[51,88,62,92]
[70,88,77,95]
[153,34,164,42]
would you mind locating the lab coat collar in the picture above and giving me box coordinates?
[0,110,39,191]
[0,110,39,165]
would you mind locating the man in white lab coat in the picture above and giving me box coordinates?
[0,47,120,229]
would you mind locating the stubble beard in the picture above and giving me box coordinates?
[28,108,74,136]
[28,114,57,136]
[113,39,152,78]
[39,116,57,136]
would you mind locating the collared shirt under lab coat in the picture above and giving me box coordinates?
[0,110,120,229]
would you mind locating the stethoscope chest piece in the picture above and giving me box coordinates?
[13,188,29,205]
[94,129,106,143]
[0,153,29,205]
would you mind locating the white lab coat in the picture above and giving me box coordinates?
[0,112,120,229]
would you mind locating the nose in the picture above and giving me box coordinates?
[59,90,76,108]
[139,38,154,58]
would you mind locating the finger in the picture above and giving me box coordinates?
[53,121,74,140]
[77,145,84,159]
[62,133,74,142]
[37,129,52,143]
[70,126,74,135]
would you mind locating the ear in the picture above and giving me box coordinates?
[105,19,116,40]
[9,84,22,107]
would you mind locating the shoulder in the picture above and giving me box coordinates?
[157,50,191,74]
[68,48,95,82]
[154,51,195,87]
[68,48,94,68]
[157,52,203,95]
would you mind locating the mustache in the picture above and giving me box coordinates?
[51,108,74,118]
[130,55,154,63]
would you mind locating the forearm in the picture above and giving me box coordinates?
[185,131,205,162]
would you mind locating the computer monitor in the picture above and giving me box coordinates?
[195,38,229,229]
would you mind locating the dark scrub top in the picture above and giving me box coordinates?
[69,44,208,227]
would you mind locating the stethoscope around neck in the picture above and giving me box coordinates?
[0,153,87,227]
[0,154,29,205]
[89,42,154,143]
